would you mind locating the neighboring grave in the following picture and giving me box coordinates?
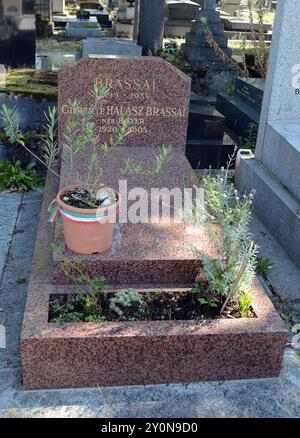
[114,2,135,38]
[165,0,200,37]
[167,0,199,19]
[186,98,232,170]
[84,9,111,27]
[183,0,232,67]
[182,0,234,95]
[53,0,66,14]
[220,15,272,33]
[237,0,300,268]
[65,17,101,38]
[58,56,191,148]
[0,0,35,67]
[82,38,142,57]
[221,0,241,16]
[80,0,103,8]
[216,77,265,140]
[137,0,166,54]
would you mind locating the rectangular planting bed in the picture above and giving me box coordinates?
[21,174,288,390]
[22,284,287,390]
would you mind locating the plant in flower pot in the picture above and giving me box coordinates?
[0,85,131,255]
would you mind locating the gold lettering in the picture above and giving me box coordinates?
[94,78,156,93]
[61,104,69,115]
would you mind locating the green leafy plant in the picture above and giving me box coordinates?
[0,160,44,191]
[256,256,273,280]
[109,289,143,318]
[1,104,60,178]
[241,122,258,150]
[240,292,253,317]
[121,145,172,175]
[1,86,135,209]
[1,85,131,186]
[121,158,145,175]
[198,154,258,315]
[225,85,236,96]
[158,41,192,74]
[154,145,172,173]
[42,106,58,168]
[61,86,132,198]
[52,244,107,316]
[192,283,218,309]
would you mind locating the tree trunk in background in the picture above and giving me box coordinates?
[137,0,166,55]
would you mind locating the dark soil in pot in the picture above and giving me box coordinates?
[60,187,118,209]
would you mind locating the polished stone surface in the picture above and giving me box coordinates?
[58,57,191,149]
[53,146,213,284]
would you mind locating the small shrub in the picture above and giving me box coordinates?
[241,123,258,150]
[256,256,273,280]
[0,160,44,191]
[157,41,192,74]
[240,292,253,317]
[226,85,236,96]
[198,154,258,315]
[109,289,143,318]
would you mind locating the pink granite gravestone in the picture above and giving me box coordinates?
[58,56,191,149]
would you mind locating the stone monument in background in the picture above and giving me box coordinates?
[237,0,300,268]
[182,0,233,94]
[183,0,231,66]
[137,0,166,54]
[165,0,200,38]
[0,0,35,67]
[221,0,241,16]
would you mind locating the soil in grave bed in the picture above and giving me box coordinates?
[48,289,256,323]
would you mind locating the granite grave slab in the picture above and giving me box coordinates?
[20,55,287,390]
[21,172,287,390]
[65,18,101,38]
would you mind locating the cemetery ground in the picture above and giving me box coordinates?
[0,69,57,100]
[0,185,299,417]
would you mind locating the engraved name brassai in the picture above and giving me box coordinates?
[95,77,156,91]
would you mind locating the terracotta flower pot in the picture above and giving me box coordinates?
[56,185,119,255]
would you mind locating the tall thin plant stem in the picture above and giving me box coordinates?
[220,241,254,316]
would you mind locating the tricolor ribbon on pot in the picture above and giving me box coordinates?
[48,200,117,224]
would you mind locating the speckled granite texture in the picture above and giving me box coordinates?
[21,173,288,390]
[53,146,216,284]
[58,57,191,149]
[20,58,287,390]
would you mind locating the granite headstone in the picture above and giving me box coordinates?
[58,56,191,148]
